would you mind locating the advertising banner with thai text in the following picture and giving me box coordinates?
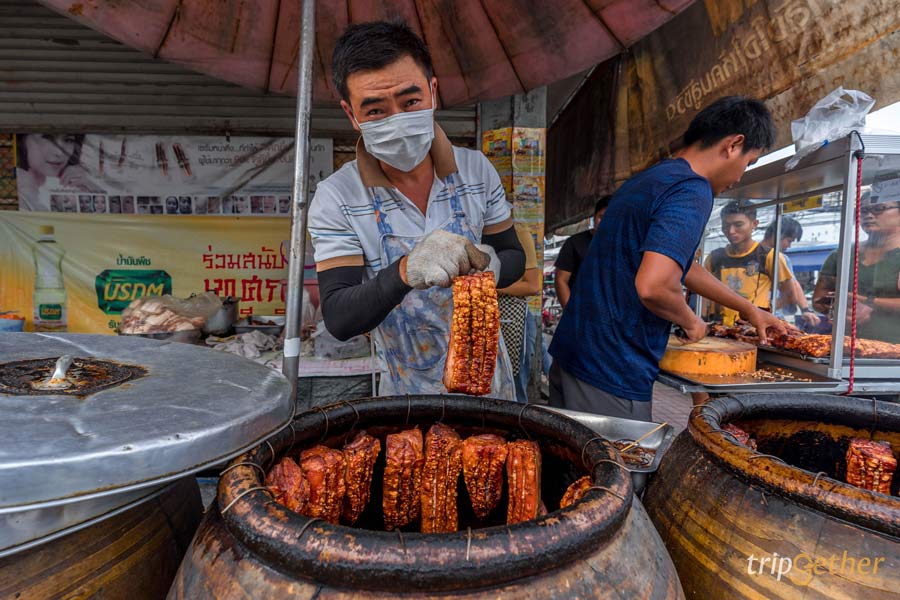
[0,212,300,333]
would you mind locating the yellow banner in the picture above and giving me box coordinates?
[509,127,546,315]
[0,212,291,333]
[784,195,823,214]
[512,127,545,177]
[482,128,513,194]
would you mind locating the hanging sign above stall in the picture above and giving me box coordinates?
[547,0,900,230]
[784,196,824,213]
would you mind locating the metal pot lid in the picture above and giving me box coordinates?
[0,333,291,510]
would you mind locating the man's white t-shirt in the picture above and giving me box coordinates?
[308,145,509,278]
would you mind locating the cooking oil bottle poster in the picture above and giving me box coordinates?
[0,212,291,333]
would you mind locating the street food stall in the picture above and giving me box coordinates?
[658,133,900,397]
[10,1,900,599]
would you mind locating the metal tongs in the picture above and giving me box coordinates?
[33,355,74,391]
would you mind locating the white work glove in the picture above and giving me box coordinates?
[406,230,483,289]
[473,243,501,284]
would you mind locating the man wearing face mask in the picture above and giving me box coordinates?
[308,21,526,399]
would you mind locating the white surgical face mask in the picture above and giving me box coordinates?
[355,96,435,172]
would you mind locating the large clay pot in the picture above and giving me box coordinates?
[0,477,202,600]
[170,396,684,598]
[644,393,900,599]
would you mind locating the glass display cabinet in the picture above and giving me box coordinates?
[661,133,900,395]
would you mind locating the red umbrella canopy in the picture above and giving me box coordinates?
[43,0,692,107]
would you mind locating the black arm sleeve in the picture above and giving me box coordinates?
[317,259,411,341]
[482,225,525,288]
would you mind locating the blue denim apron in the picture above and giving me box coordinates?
[369,173,515,400]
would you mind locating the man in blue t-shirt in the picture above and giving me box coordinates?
[549,96,787,420]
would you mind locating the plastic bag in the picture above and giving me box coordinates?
[180,291,225,320]
[785,87,874,170]
[312,321,370,360]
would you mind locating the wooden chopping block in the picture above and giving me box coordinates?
[659,336,757,376]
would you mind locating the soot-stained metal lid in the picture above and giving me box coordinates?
[0,333,292,510]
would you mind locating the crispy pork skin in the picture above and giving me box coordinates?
[298,445,346,524]
[341,431,381,525]
[383,427,425,530]
[506,440,542,524]
[265,456,309,513]
[444,273,500,395]
[461,434,508,518]
[421,423,463,533]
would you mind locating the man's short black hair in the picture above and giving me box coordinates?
[764,216,803,242]
[683,96,776,152]
[332,21,434,102]
[721,200,757,221]
[594,195,612,215]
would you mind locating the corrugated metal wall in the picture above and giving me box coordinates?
[0,0,475,139]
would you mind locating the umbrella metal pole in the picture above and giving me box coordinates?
[282,0,317,410]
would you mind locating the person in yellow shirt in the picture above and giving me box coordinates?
[498,222,542,403]
[704,201,794,325]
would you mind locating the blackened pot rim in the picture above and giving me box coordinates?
[215,396,634,593]
[690,393,900,538]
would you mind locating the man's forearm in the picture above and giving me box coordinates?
[555,270,573,307]
[870,296,900,314]
[635,252,702,330]
[499,268,541,297]
[318,261,411,341]
[684,262,759,319]
[639,287,698,330]
[791,280,811,310]
[555,281,570,307]
[812,276,834,314]
[775,279,794,309]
